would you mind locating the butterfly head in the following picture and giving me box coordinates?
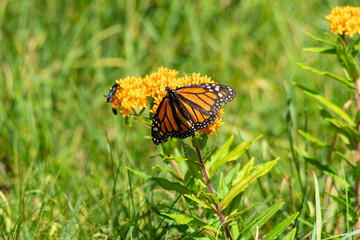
[165,86,172,92]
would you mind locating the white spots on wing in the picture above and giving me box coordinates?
[215,86,220,91]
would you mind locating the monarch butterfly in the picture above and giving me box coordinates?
[104,83,120,115]
[152,83,236,145]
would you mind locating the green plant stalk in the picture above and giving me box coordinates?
[354,76,360,232]
[195,146,233,240]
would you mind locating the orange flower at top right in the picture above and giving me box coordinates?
[326,6,360,37]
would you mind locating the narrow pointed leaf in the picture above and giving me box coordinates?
[207,136,234,171]
[228,203,260,219]
[152,177,193,194]
[298,130,354,167]
[303,47,336,54]
[263,212,299,240]
[312,172,322,240]
[221,159,278,209]
[294,83,353,125]
[295,147,350,188]
[161,213,221,234]
[337,37,360,79]
[298,130,328,147]
[209,135,261,178]
[326,192,356,218]
[152,165,183,181]
[217,172,229,199]
[127,167,151,180]
[306,32,336,46]
[232,158,254,186]
[340,229,360,239]
[163,156,188,163]
[238,200,284,239]
[283,228,297,240]
[225,162,241,185]
[184,194,211,209]
[297,63,354,89]
[198,191,219,204]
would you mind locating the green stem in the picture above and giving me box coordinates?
[195,146,233,240]
[353,76,360,231]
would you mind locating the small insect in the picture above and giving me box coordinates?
[151,83,236,145]
[104,83,120,115]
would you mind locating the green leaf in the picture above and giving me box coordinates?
[126,167,151,180]
[163,156,188,163]
[326,192,357,219]
[192,133,208,150]
[333,151,355,168]
[197,191,219,204]
[209,135,261,179]
[182,142,203,181]
[124,116,132,127]
[238,200,284,240]
[220,159,278,209]
[232,158,254,186]
[217,172,229,199]
[296,63,354,89]
[184,194,211,209]
[355,110,360,124]
[294,83,354,125]
[161,138,176,155]
[225,162,241,185]
[327,118,359,150]
[318,106,333,119]
[152,165,183,181]
[303,47,336,54]
[298,130,328,147]
[182,142,197,160]
[283,228,297,240]
[207,135,234,170]
[298,130,354,167]
[161,213,193,224]
[263,212,299,240]
[152,177,193,195]
[312,172,322,240]
[340,229,360,239]
[295,147,350,188]
[228,203,260,219]
[349,35,360,56]
[353,163,360,181]
[337,37,360,79]
[133,115,152,128]
[306,32,336,46]
[161,213,221,235]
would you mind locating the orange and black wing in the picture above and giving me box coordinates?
[175,83,236,130]
[151,96,195,145]
[152,83,236,145]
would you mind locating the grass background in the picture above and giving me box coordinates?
[0,0,357,238]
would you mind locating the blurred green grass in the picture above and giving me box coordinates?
[0,0,356,238]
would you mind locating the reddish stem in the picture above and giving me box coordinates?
[195,146,233,240]
[170,159,184,181]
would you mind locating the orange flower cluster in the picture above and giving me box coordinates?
[325,6,360,37]
[106,67,225,135]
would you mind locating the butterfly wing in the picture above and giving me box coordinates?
[152,96,195,145]
[152,83,236,145]
[175,83,236,129]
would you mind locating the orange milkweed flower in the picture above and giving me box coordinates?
[325,6,360,37]
[105,67,228,136]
